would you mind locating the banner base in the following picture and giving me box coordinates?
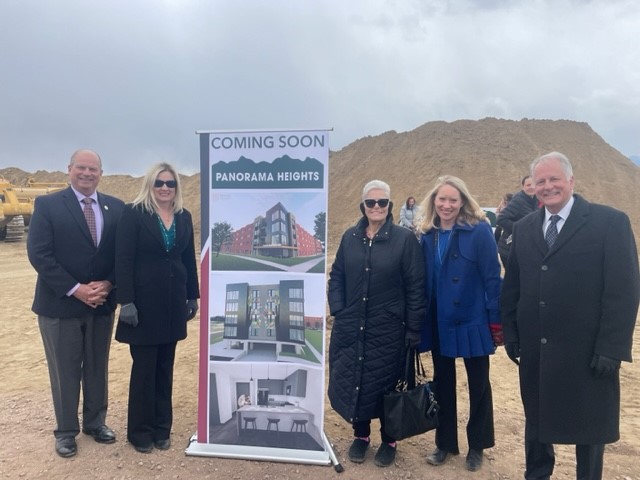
[185,430,342,471]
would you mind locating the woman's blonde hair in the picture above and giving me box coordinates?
[132,162,184,214]
[418,175,486,232]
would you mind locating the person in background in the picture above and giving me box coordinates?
[496,175,538,267]
[417,175,502,473]
[328,180,426,468]
[493,192,513,243]
[501,152,639,480]
[115,162,200,453]
[399,195,420,232]
[27,149,124,457]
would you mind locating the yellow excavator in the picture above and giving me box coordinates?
[0,177,67,241]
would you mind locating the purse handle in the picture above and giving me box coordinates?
[395,348,427,392]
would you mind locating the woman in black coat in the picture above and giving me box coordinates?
[115,162,200,453]
[327,180,426,468]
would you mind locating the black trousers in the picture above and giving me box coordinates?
[353,416,395,444]
[430,302,495,454]
[431,351,495,454]
[524,420,604,480]
[127,342,177,447]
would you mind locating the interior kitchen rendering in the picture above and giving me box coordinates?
[207,362,325,451]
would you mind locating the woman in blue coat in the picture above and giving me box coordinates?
[418,175,502,472]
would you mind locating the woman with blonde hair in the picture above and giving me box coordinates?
[115,162,200,453]
[417,175,502,473]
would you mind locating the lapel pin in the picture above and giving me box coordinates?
[104,205,109,210]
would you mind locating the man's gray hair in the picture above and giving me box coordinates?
[530,151,573,179]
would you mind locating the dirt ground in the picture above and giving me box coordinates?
[1,238,639,480]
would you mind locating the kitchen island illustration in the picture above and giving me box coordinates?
[207,362,325,451]
[236,404,314,435]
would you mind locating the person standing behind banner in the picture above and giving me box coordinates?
[496,175,538,267]
[399,196,420,232]
[115,162,200,454]
[493,192,513,243]
[417,175,502,473]
[501,152,639,480]
[328,180,426,468]
[27,149,124,458]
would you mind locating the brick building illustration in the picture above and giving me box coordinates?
[221,202,323,257]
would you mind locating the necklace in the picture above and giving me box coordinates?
[156,214,176,252]
[366,222,382,239]
[366,227,379,239]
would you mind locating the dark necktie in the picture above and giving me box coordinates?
[83,197,97,246]
[545,214,560,248]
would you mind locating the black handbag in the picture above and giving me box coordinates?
[383,348,439,441]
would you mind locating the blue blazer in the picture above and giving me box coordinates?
[419,220,501,357]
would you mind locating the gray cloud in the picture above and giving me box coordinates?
[1,0,638,175]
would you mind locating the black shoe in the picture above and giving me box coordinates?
[82,425,116,444]
[348,438,370,463]
[133,443,154,453]
[154,438,171,450]
[55,436,77,458]
[465,448,483,472]
[374,442,396,467]
[426,447,449,466]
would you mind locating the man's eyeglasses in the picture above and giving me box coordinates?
[154,180,177,188]
[364,198,389,208]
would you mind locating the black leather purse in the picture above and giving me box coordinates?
[383,348,439,440]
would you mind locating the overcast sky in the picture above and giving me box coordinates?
[1,0,638,176]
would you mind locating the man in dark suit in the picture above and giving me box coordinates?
[27,149,125,458]
[501,151,639,479]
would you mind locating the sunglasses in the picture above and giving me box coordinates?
[154,179,177,188]
[364,198,389,208]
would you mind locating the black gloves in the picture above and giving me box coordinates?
[590,354,620,377]
[505,342,520,365]
[119,303,139,327]
[118,300,198,325]
[186,299,199,321]
[405,330,421,348]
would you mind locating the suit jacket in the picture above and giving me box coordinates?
[115,204,200,346]
[27,186,125,318]
[501,194,639,444]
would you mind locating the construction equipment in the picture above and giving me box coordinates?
[0,177,67,241]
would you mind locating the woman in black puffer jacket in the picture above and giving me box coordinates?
[327,179,426,468]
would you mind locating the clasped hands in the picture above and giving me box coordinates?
[74,281,112,308]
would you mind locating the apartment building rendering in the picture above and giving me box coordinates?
[222,279,308,356]
[221,202,323,258]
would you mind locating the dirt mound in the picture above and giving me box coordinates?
[4,118,638,257]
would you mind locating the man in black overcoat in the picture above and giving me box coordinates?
[501,151,639,479]
[27,149,125,457]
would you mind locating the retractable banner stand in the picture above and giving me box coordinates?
[186,129,337,468]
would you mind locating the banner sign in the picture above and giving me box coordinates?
[186,129,333,466]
